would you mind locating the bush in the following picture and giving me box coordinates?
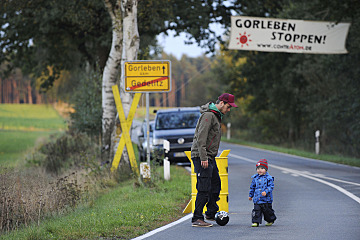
[30,131,101,175]
[69,69,102,136]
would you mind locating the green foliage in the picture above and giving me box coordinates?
[277,0,360,156]
[1,0,112,89]
[228,0,285,17]
[69,69,102,136]
[1,0,238,90]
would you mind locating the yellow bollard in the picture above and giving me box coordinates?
[183,150,230,214]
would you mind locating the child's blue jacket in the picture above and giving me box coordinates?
[249,172,274,204]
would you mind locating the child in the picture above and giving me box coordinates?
[248,159,277,227]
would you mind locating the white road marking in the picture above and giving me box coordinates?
[132,214,192,240]
[230,153,360,204]
[300,172,360,186]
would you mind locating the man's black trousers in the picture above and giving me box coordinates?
[252,203,277,224]
[191,157,221,223]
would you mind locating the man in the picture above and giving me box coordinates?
[191,93,238,227]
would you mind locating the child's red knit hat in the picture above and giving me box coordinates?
[256,159,268,171]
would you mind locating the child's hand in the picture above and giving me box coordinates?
[248,197,252,201]
[261,191,267,196]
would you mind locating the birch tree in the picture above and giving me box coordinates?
[102,0,139,168]
[116,0,140,167]
[102,0,123,161]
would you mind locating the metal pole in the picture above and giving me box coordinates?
[146,92,150,165]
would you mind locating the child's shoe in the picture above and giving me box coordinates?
[265,222,273,226]
[251,223,259,227]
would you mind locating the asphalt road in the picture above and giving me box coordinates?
[133,142,360,240]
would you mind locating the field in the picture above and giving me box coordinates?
[0,104,67,169]
[0,104,66,131]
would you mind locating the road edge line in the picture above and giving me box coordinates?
[132,214,192,240]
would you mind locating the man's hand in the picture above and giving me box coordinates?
[261,191,267,196]
[201,160,208,169]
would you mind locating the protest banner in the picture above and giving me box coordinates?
[228,16,351,54]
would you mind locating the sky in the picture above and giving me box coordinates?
[156,31,207,59]
[156,24,227,59]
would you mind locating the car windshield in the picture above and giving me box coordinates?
[155,111,200,130]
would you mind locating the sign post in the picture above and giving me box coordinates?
[124,60,171,177]
[146,92,150,166]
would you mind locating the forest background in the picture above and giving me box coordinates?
[1,0,359,159]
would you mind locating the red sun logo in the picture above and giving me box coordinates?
[236,32,252,47]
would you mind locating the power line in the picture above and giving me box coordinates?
[159,61,212,106]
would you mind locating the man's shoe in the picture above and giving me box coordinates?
[205,215,215,221]
[251,223,259,227]
[192,219,213,227]
[265,222,273,226]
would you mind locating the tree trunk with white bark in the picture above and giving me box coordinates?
[102,0,140,171]
[115,0,140,168]
[102,0,123,161]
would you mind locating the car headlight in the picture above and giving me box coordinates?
[153,138,165,146]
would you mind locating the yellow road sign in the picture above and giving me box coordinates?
[124,60,171,92]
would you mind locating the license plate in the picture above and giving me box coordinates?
[174,152,186,157]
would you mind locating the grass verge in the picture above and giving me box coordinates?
[0,165,191,240]
[224,138,360,167]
